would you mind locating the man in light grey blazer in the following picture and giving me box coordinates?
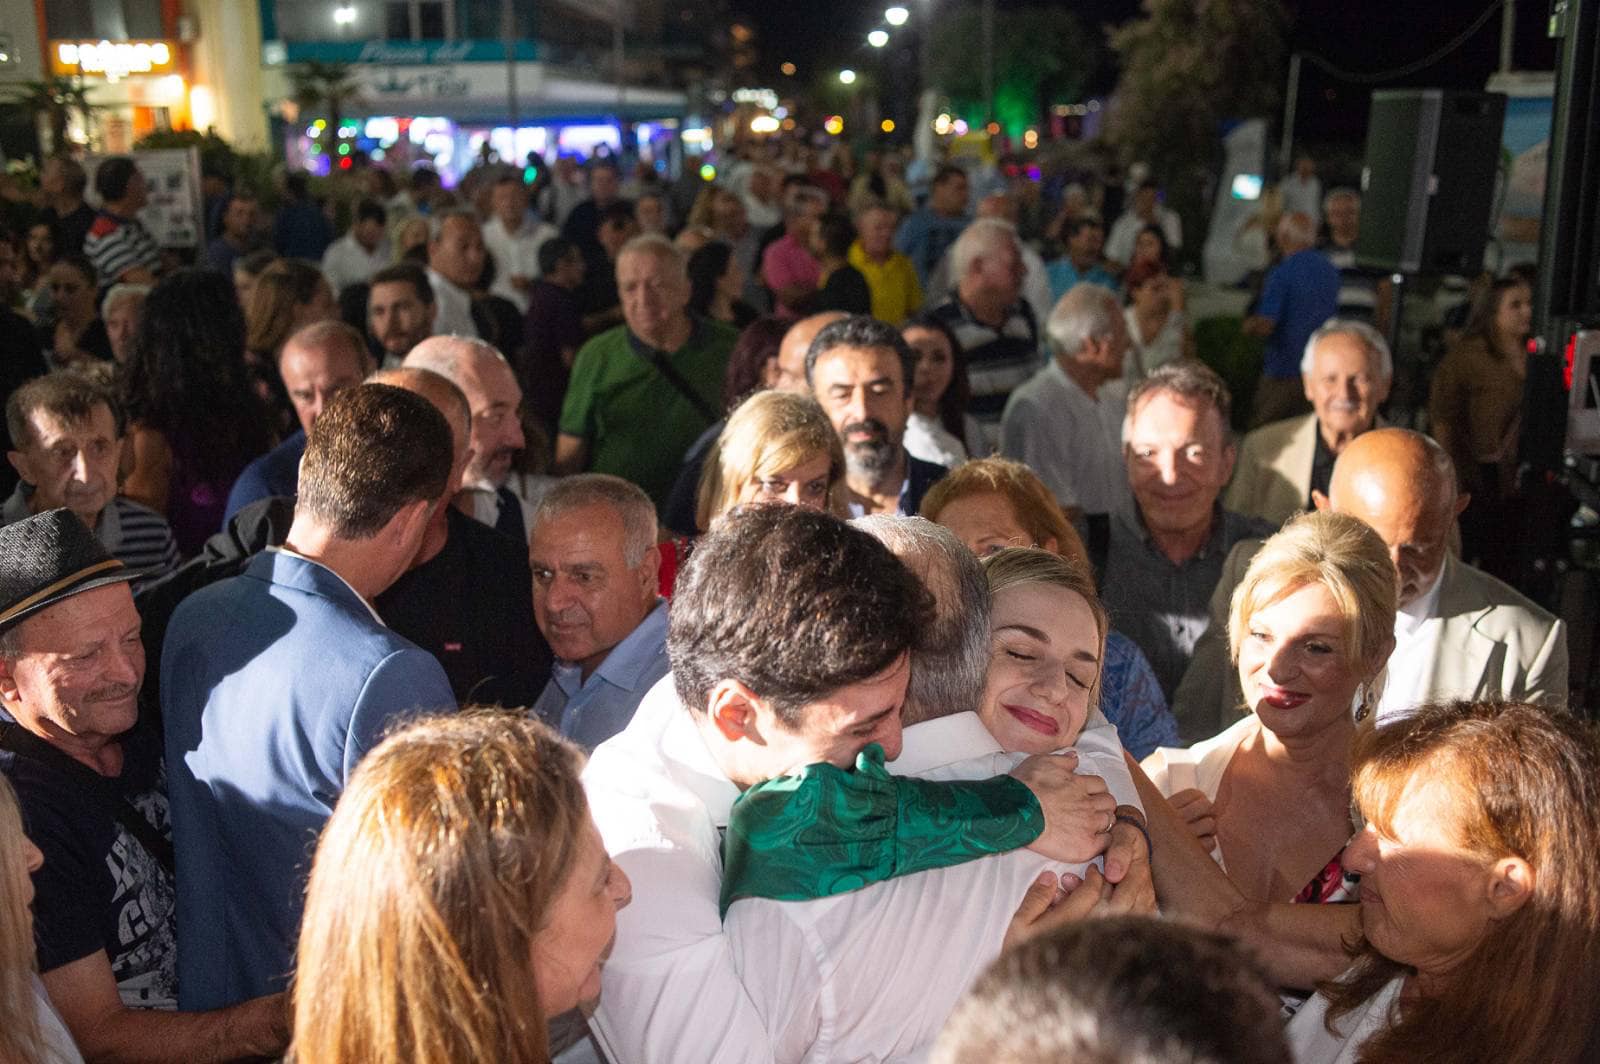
[1174,428,1566,742]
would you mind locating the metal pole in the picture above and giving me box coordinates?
[502,0,518,136]
[614,10,627,155]
[981,0,994,125]
[1500,0,1516,73]
[1279,51,1301,175]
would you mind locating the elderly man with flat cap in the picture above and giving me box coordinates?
[1173,427,1566,741]
[0,510,288,1062]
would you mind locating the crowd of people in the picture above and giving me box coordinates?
[0,139,1591,1064]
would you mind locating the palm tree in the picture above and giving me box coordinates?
[0,77,95,154]
[288,62,364,146]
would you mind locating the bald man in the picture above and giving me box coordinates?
[1170,428,1566,741]
[659,310,846,535]
[403,335,530,540]
[370,366,552,707]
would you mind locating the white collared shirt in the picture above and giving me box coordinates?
[320,232,390,294]
[482,213,558,313]
[1375,567,1445,725]
[999,359,1130,515]
[427,267,481,339]
[722,709,1138,1064]
[585,676,1140,1064]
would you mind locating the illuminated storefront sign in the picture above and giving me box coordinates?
[50,40,178,81]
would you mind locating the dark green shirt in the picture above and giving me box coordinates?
[559,318,736,510]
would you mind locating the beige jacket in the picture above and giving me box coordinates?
[1223,413,1319,527]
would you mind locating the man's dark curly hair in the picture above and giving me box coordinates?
[669,506,933,726]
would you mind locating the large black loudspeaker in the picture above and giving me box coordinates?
[1354,90,1507,275]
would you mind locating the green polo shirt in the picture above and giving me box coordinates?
[559,318,736,510]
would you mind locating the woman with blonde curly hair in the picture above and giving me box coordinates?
[0,775,83,1063]
[289,713,630,1064]
[1142,510,1397,912]
[695,390,846,532]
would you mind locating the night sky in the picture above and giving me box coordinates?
[728,0,1560,147]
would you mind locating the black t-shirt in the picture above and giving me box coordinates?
[817,263,873,315]
[0,714,177,1007]
[375,507,552,708]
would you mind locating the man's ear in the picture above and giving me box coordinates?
[1485,856,1535,920]
[638,543,662,602]
[705,678,765,744]
[8,450,31,484]
[0,652,23,711]
[1311,489,1331,511]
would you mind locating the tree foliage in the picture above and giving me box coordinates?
[928,6,1102,135]
[1107,0,1285,252]
[288,61,365,140]
[0,77,96,154]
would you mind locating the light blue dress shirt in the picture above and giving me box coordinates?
[534,598,670,748]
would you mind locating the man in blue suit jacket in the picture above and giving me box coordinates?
[162,383,458,1011]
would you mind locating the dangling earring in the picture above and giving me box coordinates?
[1354,682,1371,723]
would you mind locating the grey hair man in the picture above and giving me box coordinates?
[927,218,1041,450]
[528,473,666,748]
[1000,282,1131,518]
[404,335,529,539]
[552,233,739,511]
[426,207,487,338]
[1092,362,1275,698]
[1225,318,1392,526]
[852,515,989,725]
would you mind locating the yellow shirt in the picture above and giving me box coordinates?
[847,242,924,325]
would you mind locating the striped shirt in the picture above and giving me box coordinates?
[928,294,1042,451]
[83,212,161,289]
[2,490,181,589]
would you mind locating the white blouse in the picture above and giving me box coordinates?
[1286,976,1404,1063]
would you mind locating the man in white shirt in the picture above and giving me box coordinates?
[723,516,1149,1064]
[1000,282,1131,517]
[582,507,1150,1064]
[320,199,390,295]
[1172,428,1567,741]
[426,209,486,338]
[482,174,557,314]
[1105,180,1183,269]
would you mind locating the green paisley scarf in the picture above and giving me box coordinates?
[720,743,1043,915]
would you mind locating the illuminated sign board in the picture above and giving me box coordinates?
[50,40,177,80]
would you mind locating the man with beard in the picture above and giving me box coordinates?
[367,262,439,368]
[806,315,949,516]
[404,335,530,540]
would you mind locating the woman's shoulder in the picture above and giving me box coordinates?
[1140,715,1259,799]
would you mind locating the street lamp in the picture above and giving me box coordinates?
[839,69,857,85]
[867,29,889,48]
[886,6,909,25]
[333,5,357,26]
